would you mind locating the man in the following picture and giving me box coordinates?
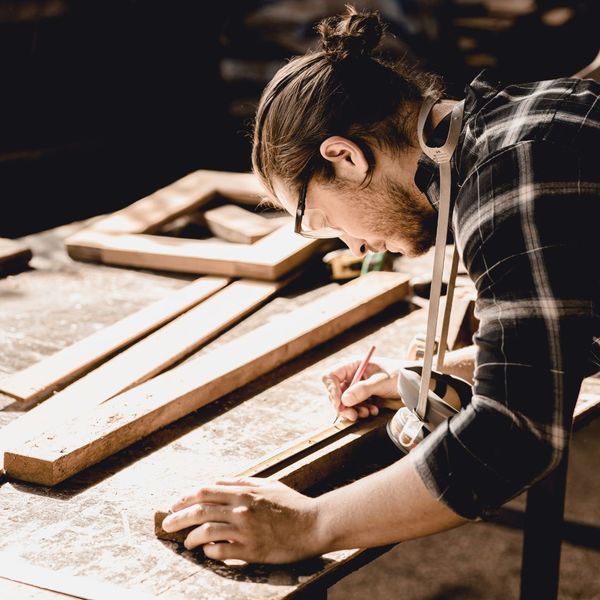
[161,6,600,563]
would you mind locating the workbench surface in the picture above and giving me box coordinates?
[0,224,424,599]
[2,225,598,599]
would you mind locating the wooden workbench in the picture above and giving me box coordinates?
[0,224,424,599]
[2,224,599,599]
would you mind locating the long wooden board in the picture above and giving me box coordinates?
[0,280,282,466]
[0,276,229,404]
[154,414,392,543]
[90,170,265,234]
[65,226,322,280]
[3,272,410,485]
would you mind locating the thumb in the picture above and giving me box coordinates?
[341,371,395,407]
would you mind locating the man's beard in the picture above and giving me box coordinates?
[357,175,437,257]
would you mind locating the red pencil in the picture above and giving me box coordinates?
[333,344,376,424]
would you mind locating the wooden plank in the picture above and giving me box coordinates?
[204,204,284,244]
[65,226,322,280]
[0,552,155,600]
[0,280,282,466]
[3,272,410,485]
[90,171,265,234]
[0,238,32,275]
[0,277,229,404]
[154,414,391,543]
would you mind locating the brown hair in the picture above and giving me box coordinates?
[252,5,443,203]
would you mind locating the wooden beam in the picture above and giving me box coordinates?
[0,238,32,275]
[0,276,229,404]
[154,413,393,542]
[65,226,322,280]
[0,279,282,466]
[3,272,410,485]
[90,171,265,234]
[204,205,285,244]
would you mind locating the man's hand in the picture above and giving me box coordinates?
[161,477,322,564]
[322,357,411,422]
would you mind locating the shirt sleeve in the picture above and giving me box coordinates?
[409,140,598,520]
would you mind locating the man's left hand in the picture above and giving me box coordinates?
[161,477,322,564]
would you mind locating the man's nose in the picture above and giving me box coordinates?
[340,235,367,258]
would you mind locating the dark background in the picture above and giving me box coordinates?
[2,0,598,237]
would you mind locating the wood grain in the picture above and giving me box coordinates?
[204,205,285,244]
[0,276,229,404]
[65,226,322,280]
[154,414,391,542]
[0,552,155,600]
[0,279,282,469]
[4,272,410,485]
[90,170,265,234]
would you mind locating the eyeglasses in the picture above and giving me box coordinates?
[294,177,345,239]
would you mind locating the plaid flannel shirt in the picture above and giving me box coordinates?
[410,71,600,519]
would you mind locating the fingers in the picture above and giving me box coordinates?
[202,541,246,561]
[323,359,388,412]
[184,523,239,550]
[162,503,232,533]
[214,477,265,487]
[341,371,394,407]
[171,484,251,512]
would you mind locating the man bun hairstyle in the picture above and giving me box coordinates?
[252,4,443,201]
[319,6,384,63]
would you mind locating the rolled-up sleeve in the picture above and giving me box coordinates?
[410,141,598,519]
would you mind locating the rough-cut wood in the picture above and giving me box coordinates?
[204,205,286,244]
[0,277,229,404]
[90,170,265,234]
[65,226,322,280]
[0,552,155,600]
[154,414,391,542]
[4,272,410,485]
[0,238,32,275]
[0,279,282,468]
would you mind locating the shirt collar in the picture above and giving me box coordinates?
[414,70,501,209]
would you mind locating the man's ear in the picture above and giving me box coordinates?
[319,136,369,183]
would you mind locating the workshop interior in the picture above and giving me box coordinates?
[0,2,599,600]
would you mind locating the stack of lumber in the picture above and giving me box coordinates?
[1,271,410,485]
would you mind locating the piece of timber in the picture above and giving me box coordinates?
[154,413,394,543]
[204,204,284,244]
[0,279,282,469]
[3,272,410,485]
[0,238,32,275]
[90,170,265,234]
[0,277,229,404]
[65,226,322,280]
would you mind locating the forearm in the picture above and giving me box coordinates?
[313,453,466,552]
[438,344,475,384]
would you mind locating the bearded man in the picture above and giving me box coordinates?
[161,6,600,565]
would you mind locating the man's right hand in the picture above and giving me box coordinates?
[322,357,406,422]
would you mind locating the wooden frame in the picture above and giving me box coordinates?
[3,272,410,485]
[90,170,265,235]
[65,226,322,281]
[65,170,324,280]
